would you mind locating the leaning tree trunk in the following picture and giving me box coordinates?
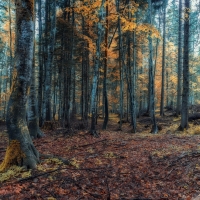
[0,0,39,171]
[179,0,190,130]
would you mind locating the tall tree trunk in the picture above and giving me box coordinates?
[28,1,44,139]
[118,16,123,130]
[148,0,158,134]
[102,0,109,130]
[179,0,190,130]
[160,2,166,116]
[176,0,183,116]
[131,31,137,133]
[1,0,39,171]
[9,0,13,90]
[38,0,44,127]
[46,0,56,121]
[90,0,105,136]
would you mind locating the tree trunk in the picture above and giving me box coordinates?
[102,0,109,130]
[118,16,124,131]
[38,0,44,127]
[9,0,13,90]
[131,31,137,133]
[176,0,183,116]
[90,0,105,136]
[1,0,39,171]
[148,0,158,134]
[28,5,44,139]
[46,0,56,121]
[160,2,166,116]
[179,0,190,130]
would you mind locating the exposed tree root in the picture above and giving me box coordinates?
[89,130,100,138]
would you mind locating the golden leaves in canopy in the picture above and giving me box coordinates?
[67,0,161,38]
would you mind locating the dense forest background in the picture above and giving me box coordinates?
[0,0,199,134]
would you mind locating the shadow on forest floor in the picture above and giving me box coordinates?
[0,110,200,199]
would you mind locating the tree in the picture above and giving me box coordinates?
[28,1,44,139]
[90,0,105,136]
[102,0,109,130]
[176,0,183,116]
[43,0,56,122]
[179,0,190,130]
[148,0,158,134]
[160,0,167,116]
[0,0,39,171]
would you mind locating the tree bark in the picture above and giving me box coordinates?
[1,0,39,171]
[37,0,44,127]
[179,0,190,130]
[118,17,124,130]
[90,0,105,136]
[148,0,158,134]
[176,0,183,116]
[28,6,44,139]
[102,0,109,130]
[9,0,13,90]
[160,1,167,116]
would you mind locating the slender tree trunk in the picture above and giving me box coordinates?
[90,0,105,136]
[118,15,123,130]
[41,0,49,125]
[131,31,137,133]
[46,0,56,121]
[9,0,13,89]
[1,0,39,171]
[28,2,44,139]
[160,2,166,116]
[102,0,109,130]
[176,0,183,116]
[179,0,190,130]
[148,0,158,134]
[38,0,43,127]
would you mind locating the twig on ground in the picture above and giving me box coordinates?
[18,167,112,182]
[73,139,107,149]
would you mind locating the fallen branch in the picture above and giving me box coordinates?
[73,139,107,149]
[189,113,200,121]
[18,166,112,182]
[167,150,200,168]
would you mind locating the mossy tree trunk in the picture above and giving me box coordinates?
[2,0,39,171]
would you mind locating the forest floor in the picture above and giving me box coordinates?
[1,111,200,199]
